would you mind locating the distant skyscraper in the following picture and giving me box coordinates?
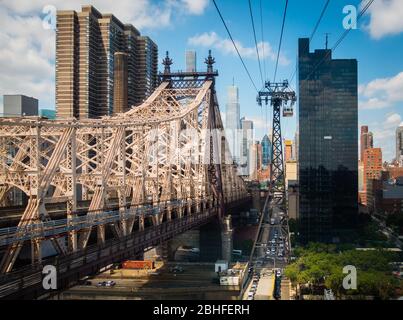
[239,117,254,176]
[249,141,262,180]
[56,5,158,119]
[261,134,272,167]
[225,85,241,162]
[360,126,374,161]
[396,126,403,166]
[186,50,197,72]
[298,38,358,243]
[2,95,38,117]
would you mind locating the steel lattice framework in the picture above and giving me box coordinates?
[0,62,247,274]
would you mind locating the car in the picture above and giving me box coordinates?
[251,284,257,290]
[105,280,116,287]
[271,239,276,244]
[97,281,107,287]
[276,269,282,276]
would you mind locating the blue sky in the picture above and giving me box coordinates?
[1,0,403,160]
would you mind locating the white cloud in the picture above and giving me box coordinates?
[188,31,290,65]
[369,112,402,161]
[359,71,403,110]
[363,0,403,39]
[180,0,209,15]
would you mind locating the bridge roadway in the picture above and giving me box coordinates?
[0,198,248,299]
[0,200,190,247]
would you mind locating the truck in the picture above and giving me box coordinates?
[121,260,155,270]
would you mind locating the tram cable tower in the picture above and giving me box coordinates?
[256,80,296,258]
[257,80,296,203]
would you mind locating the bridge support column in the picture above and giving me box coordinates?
[252,187,261,212]
[221,215,233,262]
[31,239,42,266]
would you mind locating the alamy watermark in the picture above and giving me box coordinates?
[42,5,56,31]
[343,5,358,30]
[42,265,57,290]
[342,265,357,290]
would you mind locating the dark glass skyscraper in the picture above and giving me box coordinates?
[298,38,358,243]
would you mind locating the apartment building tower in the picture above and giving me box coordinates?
[56,5,158,119]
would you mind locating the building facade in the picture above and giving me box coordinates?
[56,5,158,119]
[186,50,197,72]
[261,134,272,167]
[225,85,241,162]
[360,126,373,161]
[239,117,254,176]
[2,95,38,117]
[298,38,358,243]
[249,141,262,180]
[362,148,382,205]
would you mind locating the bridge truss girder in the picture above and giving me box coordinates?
[0,76,247,273]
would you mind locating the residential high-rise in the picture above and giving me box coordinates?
[396,126,403,166]
[225,85,241,162]
[360,126,374,161]
[261,134,272,167]
[113,52,128,114]
[56,5,158,119]
[298,38,358,243]
[2,95,38,117]
[186,50,197,72]
[135,36,158,104]
[362,148,382,205]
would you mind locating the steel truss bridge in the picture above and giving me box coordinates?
[0,52,249,298]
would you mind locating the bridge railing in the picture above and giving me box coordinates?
[0,198,212,246]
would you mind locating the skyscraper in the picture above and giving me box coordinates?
[225,85,241,162]
[249,141,262,180]
[186,50,197,72]
[56,5,158,119]
[360,126,374,161]
[261,134,272,167]
[239,117,254,176]
[298,38,358,243]
[396,126,403,166]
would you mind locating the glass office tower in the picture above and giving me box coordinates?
[261,134,272,167]
[298,38,358,243]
